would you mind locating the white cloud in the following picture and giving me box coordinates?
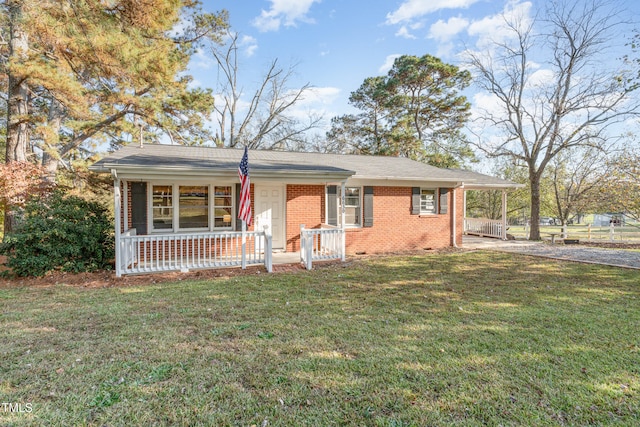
[467,1,532,50]
[428,16,469,43]
[527,69,554,88]
[240,35,258,57]
[379,54,401,74]
[395,26,417,39]
[386,0,479,25]
[252,0,321,32]
[192,47,214,70]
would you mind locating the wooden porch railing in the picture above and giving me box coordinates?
[116,230,272,276]
[300,224,345,270]
[464,218,505,239]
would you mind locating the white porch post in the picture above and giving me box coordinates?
[122,180,128,233]
[501,189,508,240]
[340,181,346,261]
[113,172,122,277]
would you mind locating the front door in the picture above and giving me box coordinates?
[255,185,285,250]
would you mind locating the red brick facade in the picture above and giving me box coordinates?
[285,184,463,254]
[285,184,325,251]
[121,182,463,255]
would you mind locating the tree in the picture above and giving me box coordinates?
[326,54,473,167]
[1,0,228,234]
[1,0,228,169]
[598,148,640,221]
[210,30,322,150]
[549,146,611,225]
[465,0,640,240]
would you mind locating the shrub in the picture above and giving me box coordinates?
[0,191,114,277]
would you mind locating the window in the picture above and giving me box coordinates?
[420,189,437,214]
[152,185,173,229]
[214,186,233,228]
[339,187,361,227]
[150,183,234,232]
[179,186,209,229]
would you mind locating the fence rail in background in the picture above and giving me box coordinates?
[300,224,345,270]
[117,230,272,276]
[508,223,640,243]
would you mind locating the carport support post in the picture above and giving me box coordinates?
[501,190,507,240]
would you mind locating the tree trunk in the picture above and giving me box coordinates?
[6,2,30,164]
[529,172,542,240]
[4,1,31,236]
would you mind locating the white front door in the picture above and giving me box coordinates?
[255,185,285,250]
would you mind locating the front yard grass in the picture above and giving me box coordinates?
[1,251,638,426]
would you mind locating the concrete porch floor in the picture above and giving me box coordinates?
[272,251,303,265]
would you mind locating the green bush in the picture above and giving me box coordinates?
[0,191,114,277]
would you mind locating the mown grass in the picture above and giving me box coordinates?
[1,251,638,426]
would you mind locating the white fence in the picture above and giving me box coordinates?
[464,218,505,239]
[117,230,272,276]
[300,224,345,270]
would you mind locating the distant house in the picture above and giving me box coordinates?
[90,144,520,276]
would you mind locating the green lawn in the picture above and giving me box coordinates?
[1,252,638,426]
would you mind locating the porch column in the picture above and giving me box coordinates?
[113,171,122,277]
[122,180,128,233]
[340,181,346,261]
[501,189,508,240]
[463,189,467,234]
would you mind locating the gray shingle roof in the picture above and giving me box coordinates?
[90,144,520,188]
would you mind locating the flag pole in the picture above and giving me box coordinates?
[241,218,247,269]
[238,145,251,270]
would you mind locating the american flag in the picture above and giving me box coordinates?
[237,146,252,226]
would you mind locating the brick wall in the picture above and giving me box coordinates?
[286,184,325,251]
[285,185,463,254]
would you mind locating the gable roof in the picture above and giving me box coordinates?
[90,144,521,189]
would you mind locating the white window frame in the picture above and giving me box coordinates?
[420,188,438,215]
[339,186,362,228]
[148,182,235,233]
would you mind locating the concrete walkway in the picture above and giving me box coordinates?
[463,236,640,270]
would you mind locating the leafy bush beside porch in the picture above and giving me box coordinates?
[0,191,114,277]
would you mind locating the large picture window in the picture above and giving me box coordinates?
[179,186,209,229]
[150,183,233,232]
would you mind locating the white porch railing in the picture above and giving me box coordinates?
[300,224,345,270]
[464,218,505,239]
[117,230,272,276]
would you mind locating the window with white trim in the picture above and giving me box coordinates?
[150,183,233,232]
[340,187,361,227]
[214,186,233,228]
[179,186,209,229]
[420,188,437,214]
[152,185,173,229]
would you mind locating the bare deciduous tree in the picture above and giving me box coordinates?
[465,0,640,240]
[210,30,322,150]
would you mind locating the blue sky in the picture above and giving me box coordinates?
[191,0,640,138]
